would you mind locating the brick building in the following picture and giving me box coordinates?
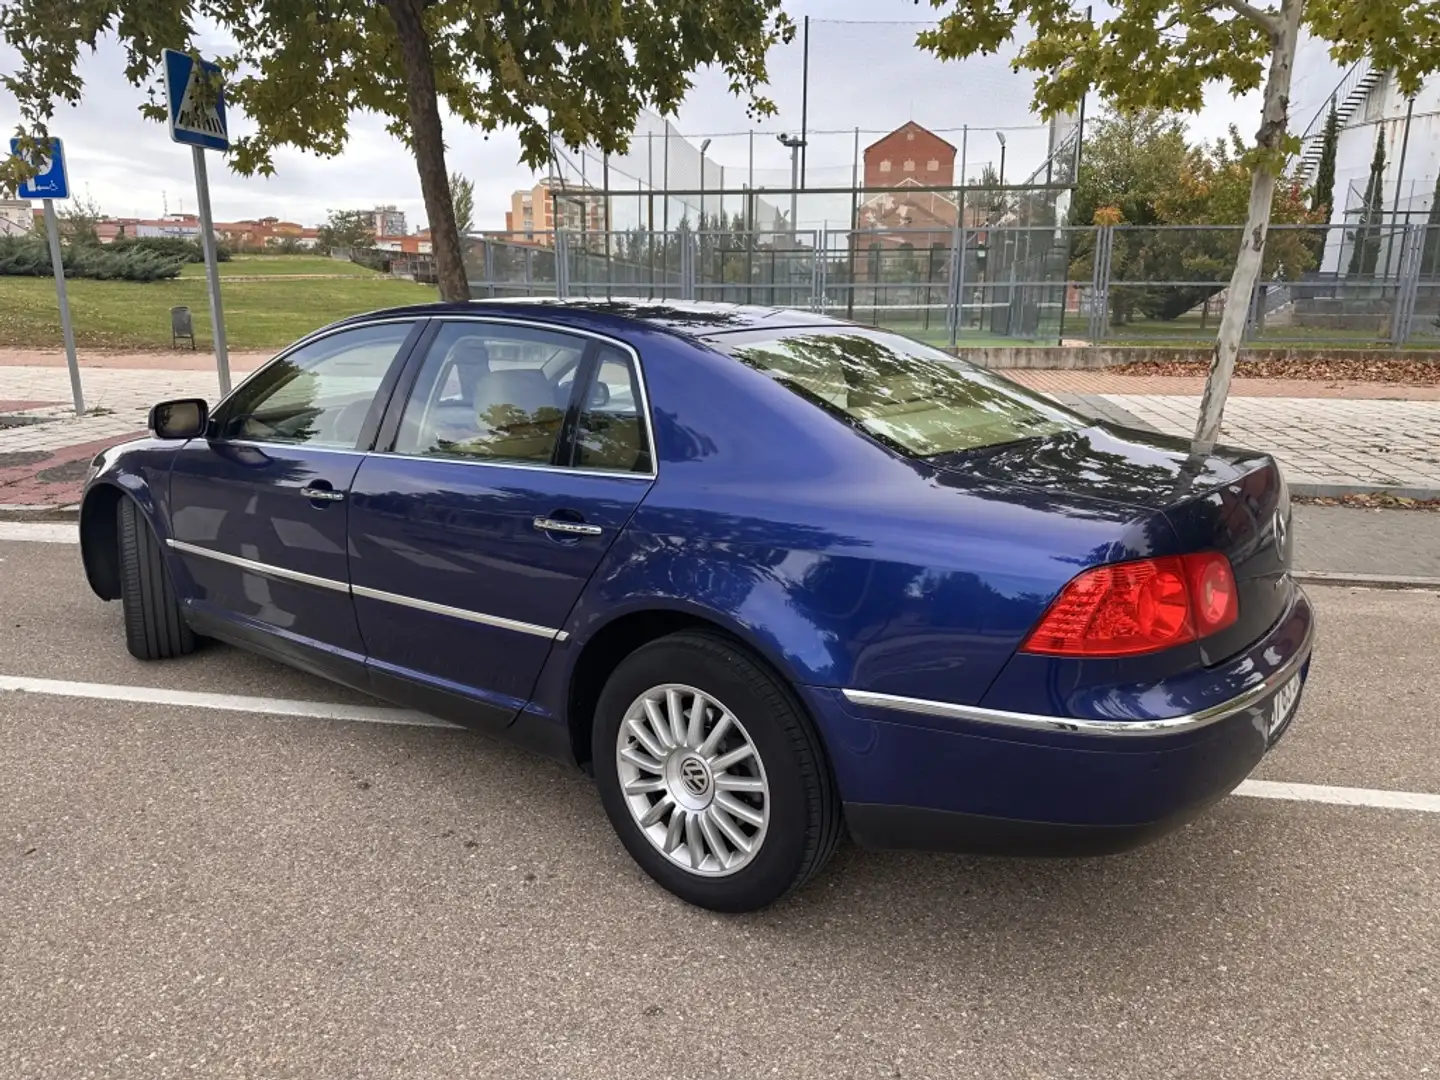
[862,121,956,189]
[852,122,974,281]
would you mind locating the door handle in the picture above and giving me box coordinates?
[533,516,602,537]
[300,486,346,502]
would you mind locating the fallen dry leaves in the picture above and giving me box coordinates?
[1112,357,1440,384]
[1295,493,1440,512]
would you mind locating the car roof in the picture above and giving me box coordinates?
[329,298,851,340]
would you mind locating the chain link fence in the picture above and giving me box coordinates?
[461,217,1440,349]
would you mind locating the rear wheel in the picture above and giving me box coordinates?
[117,497,196,661]
[592,631,841,912]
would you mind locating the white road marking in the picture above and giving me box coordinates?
[0,674,457,729]
[0,521,79,544]
[1235,778,1440,814]
[2,674,1439,816]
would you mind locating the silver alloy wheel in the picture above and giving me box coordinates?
[615,683,771,877]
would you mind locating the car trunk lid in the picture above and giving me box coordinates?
[932,424,1294,664]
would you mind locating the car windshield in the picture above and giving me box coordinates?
[707,327,1084,457]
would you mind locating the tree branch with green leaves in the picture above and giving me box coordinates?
[1,0,793,302]
[918,0,1440,444]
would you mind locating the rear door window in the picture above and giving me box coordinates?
[570,347,652,474]
[390,322,585,465]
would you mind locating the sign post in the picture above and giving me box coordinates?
[12,137,83,415]
[163,48,231,395]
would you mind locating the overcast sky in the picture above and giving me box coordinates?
[1,0,1271,232]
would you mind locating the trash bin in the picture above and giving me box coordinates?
[171,305,195,350]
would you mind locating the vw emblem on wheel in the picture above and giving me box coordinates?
[680,757,709,796]
[1273,510,1287,555]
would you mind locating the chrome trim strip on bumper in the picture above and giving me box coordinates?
[168,539,350,594]
[166,539,568,642]
[843,615,1314,738]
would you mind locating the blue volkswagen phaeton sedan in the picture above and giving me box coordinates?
[79,300,1313,911]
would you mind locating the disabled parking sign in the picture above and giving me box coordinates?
[11,137,69,200]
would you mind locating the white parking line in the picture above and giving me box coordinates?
[0,521,79,544]
[2,674,1438,816]
[0,674,456,729]
[1235,779,1440,814]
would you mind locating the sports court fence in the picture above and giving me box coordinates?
[460,217,1440,349]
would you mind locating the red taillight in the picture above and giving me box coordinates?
[1184,551,1238,635]
[1020,553,1238,657]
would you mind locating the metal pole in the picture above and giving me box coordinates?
[603,152,612,300]
[800,14,810,187]
[662,128,670,237]
[748,130,755,232]
[191,146,230,396]
[847,126,860,320]
[789,144,800,237]
[1385,96,1415,285]
[42,200,84,415]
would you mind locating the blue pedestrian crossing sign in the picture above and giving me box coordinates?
[11,137,70,200]
[164,48,229,151]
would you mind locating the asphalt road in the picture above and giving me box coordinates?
[1,535,1437,1079]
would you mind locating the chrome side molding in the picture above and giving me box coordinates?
[166,539,568,641]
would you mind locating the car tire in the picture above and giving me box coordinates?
[118,497,197,661]
[592,630,842,912]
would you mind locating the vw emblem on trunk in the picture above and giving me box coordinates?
[680,757,709,796]
[1273,511,1287,555]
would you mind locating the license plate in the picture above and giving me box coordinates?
[1268,675,1302,738]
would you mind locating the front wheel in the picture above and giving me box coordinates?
[592,631,841,912]
[117,497,197,661]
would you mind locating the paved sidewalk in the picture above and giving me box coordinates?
[1002,372,1440,497]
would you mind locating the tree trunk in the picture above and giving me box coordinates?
[1193,0,1304,446]
[382,0,470,301]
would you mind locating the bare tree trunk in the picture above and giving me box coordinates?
[1194,0,1304,446]
[383,0,470,301]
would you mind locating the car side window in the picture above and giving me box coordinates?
[216,322,413,448]
[391,322,585,465]
[572,347,652,474]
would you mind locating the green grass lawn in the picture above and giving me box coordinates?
[0,274,438,350]
[178,255,381,278]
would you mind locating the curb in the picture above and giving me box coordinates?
[1293,570,1440,590]
[1289,481,1440,500]
[0,504,80,522]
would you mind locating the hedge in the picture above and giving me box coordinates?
[0,235,185,282]
[108,235,231,263]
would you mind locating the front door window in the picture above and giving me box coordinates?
[217,322,414,449]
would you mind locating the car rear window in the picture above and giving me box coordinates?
[706,327,1083,457]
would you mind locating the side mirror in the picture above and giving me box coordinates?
[149,398,210,440]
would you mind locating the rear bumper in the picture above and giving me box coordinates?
[807,586,1314,854]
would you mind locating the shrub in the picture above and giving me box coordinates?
[0,234,185,281]
[108,235,231,263]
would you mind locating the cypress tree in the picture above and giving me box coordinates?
[1347,129,1387,276]
[1310,98,1339,218]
